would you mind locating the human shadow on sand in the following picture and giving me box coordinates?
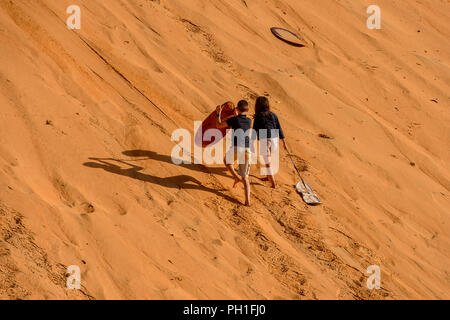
[83,157,240,205]
[121,150,229,178]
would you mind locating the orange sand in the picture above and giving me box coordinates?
[0,0,449,299]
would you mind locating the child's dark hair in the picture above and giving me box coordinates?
[237,100,249,112]
[255,96,271,117]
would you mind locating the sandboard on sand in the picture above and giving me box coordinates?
[195,102,236,148]
[296,181,322,205]
[287,152,322,206]
[271,27,306,47]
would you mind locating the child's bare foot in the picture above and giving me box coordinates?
[245,202,251,207]
[233,177,241,188]
[271,184,278,189]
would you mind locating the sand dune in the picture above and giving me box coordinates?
[0,0,449,299]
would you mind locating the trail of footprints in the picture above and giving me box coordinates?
[51,156,392,299]
[207,178,392,299]
[0,203,91,299]
[180,18,242,78]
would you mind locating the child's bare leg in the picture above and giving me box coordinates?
[262,153,276,187]
[225,157,241,187]
[243,177,251,206]
[265,163,277,188]
[268,175,277,188]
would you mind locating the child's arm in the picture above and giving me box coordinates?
[216,105,229,128]
[274,113,288,151]
[250,118,258,153]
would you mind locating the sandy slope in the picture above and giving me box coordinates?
[0,0,449,299]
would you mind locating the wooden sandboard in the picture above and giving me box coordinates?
[271,27,306,47]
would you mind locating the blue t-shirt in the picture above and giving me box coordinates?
[252,112,285,140]
[227,115,252,148]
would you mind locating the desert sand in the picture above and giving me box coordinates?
[0,0,449,299]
